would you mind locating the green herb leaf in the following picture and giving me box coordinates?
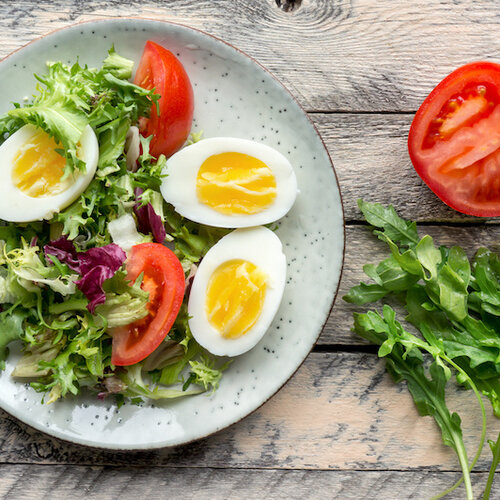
[357,199,419,247]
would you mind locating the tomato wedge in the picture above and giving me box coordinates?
[408,62,500,217]
[111,243,185,366]
[134,41,194,159]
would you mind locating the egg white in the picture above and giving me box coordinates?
[188,226,286,357]
[0,124,98,223]
[161,137,297,228]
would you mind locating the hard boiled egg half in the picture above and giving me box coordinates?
[0,124,98,222]
[161,137,297,227]
[188,226,286,357]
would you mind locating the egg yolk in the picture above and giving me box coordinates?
[205,259,268,339]
[196,152,277,215]
[12,129,72,198]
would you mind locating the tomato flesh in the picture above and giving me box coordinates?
[111,243,185,366]
[408,62,500,217]
[134,41,194,158]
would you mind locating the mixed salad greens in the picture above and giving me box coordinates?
[345,200,500,500]
[0,47,229,405]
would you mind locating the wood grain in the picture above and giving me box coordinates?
[311,112,500,222]
[1,353,498,472]
[0,464,498,499]
[0,1,498,113]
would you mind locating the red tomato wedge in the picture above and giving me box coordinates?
[134,41,194,158]
[111,243,185,367]
[408,62,500,217]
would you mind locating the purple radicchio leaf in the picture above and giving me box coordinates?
[45,237,126,314]
[44,236,80,272]
[75,244,126,313]
[75,267,115,312]
[134,187,166,244]
[77,244,126,276]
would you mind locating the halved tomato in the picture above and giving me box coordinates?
[408,62,500,217]
[134,41,194,158]
[111,243,185,366]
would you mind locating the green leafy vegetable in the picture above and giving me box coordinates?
[117,363,204,400]
[0,47,158,177]
[345,200,500,499]
[0,310,28,370]
[189,355,231,393]
[354,306,485,500]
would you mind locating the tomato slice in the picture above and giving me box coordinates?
[408,62,500,217]
[134,41,194,158]
[111,243,185,366]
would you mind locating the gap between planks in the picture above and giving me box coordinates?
[320,224,500,345]
[0,462,494,473]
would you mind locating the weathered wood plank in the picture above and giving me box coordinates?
[1,352,498,472]
[0,464,499,500]
[0,1,498,112]
[321,223,500,345]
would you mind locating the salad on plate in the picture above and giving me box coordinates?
[0,40,297,405]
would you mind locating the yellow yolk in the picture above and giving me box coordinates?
[196,152,277,215]
[12,129,71,198]
[205,259,268,339]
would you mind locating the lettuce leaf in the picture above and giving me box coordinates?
[0,47,158,177]
[0,310,27,370]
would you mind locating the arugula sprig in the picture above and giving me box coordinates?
[345,200,500,416]
[345,200,500,499]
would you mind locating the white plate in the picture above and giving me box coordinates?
[0,19,344,449]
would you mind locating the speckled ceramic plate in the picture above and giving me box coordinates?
[0,18,344,449]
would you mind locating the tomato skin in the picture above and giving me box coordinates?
[408,62,500,217]
[111,243,185,367]
[134,41,194,158]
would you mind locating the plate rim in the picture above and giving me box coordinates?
[0,16,346,450]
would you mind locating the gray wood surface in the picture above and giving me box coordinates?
[0,1,499,499]
[0,465,499,500]
[311,113,495,222]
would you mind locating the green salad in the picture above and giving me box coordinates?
[0,47,229,405]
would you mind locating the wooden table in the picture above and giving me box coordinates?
[1,1,499,498]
